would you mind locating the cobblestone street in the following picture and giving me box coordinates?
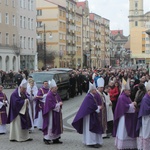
[0,89,116,150]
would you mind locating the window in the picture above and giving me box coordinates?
[28,18,30,29]
[5,0,8,5]
[5,33,9,45]
[31,38,33,48]
[60,33,62,40]
[31,0,33,10]
[12,15,16,26]
[12,34,16,45]
[135,21,138,26]
[28,0,31,10]
[20,16,22,27]
[31,19,33,30]
[5,13,9,24]
[20,0,23,8]
[12,0,15,7]
[20,36,22,48]
[135,2,138,8]
[37,21,42,28]
[60,10,62,17]
[37,10,42,16]
[28,37,31,48]
[0,13,1,23]
[0,32,2,44]
[23,0,26,8]
[23,17,26,28]
[24,37,26,48]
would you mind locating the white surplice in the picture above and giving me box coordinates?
[0,101,8,133]
[115,103,137,149]
[82,114,103,145]
[9,99,31,141]
[34,94,47,129]
[137,114,150,150]
[27,84,38,131]
[103,93,113,122]
[44,103,61,140]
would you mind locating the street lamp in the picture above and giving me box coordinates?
[89,48,92,68]
[37,23,53,68]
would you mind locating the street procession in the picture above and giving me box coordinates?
[1,0,150,150]
[0,66,150,150]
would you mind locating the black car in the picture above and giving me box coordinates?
[30,71,70,100]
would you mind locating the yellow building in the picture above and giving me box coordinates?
[36,0,66,69]
[75,6,83,69]
[129,0,150,65]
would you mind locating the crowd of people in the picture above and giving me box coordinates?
[0,66,150,150]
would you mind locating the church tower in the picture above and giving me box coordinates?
[128,0,144,30]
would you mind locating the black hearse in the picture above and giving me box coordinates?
[30,71,70,100]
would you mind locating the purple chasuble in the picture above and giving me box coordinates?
[113,92,138,138]
[35,86,49,119]
[72,93,103,134]
[0,92,8,124]
[43,91,63,136]
[136,93,150,132]
[7,88,32,129]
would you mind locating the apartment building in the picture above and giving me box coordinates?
[89,18,96,68]
[0,0,37,71]
[0,0,18,71]
[19,0,37,71]
[129,0,150,65]
[101,17,110,67]
[66,0,77,68]
[90,13,103,68]
[77,1,90,68]
[75,6,83,69]
[36,0,66,68]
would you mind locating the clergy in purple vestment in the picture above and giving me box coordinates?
[34,81,49,129]
[72,82,103,148]
[0,85,8,134]
[42,79,63,145]
[113,78,138,150]
[7,79,32,142]
[35,81,49,119]
[136,80,150,150]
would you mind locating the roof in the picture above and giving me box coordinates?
[111,30,123,36]
[77,1,86,9]
[44,0,66,8]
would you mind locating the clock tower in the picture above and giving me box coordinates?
[129,0,144,30]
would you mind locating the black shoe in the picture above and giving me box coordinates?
[26,138,33,141]
[103,135,110,139]
[0,133,6,135]
[88,144,101,148]
[43,138,51,145]
[53,139,63,144]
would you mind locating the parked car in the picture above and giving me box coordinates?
[30,71,70,100]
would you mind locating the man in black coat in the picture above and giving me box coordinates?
[76,71,83,95]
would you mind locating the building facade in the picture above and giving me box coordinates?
[36,0,67,69]
[110,30,129,67]
[0,0,37,72]
[129,0,150,66]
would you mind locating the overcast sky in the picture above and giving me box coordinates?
[78,0,150,36]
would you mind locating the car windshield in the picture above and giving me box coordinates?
[32,73,53,83]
